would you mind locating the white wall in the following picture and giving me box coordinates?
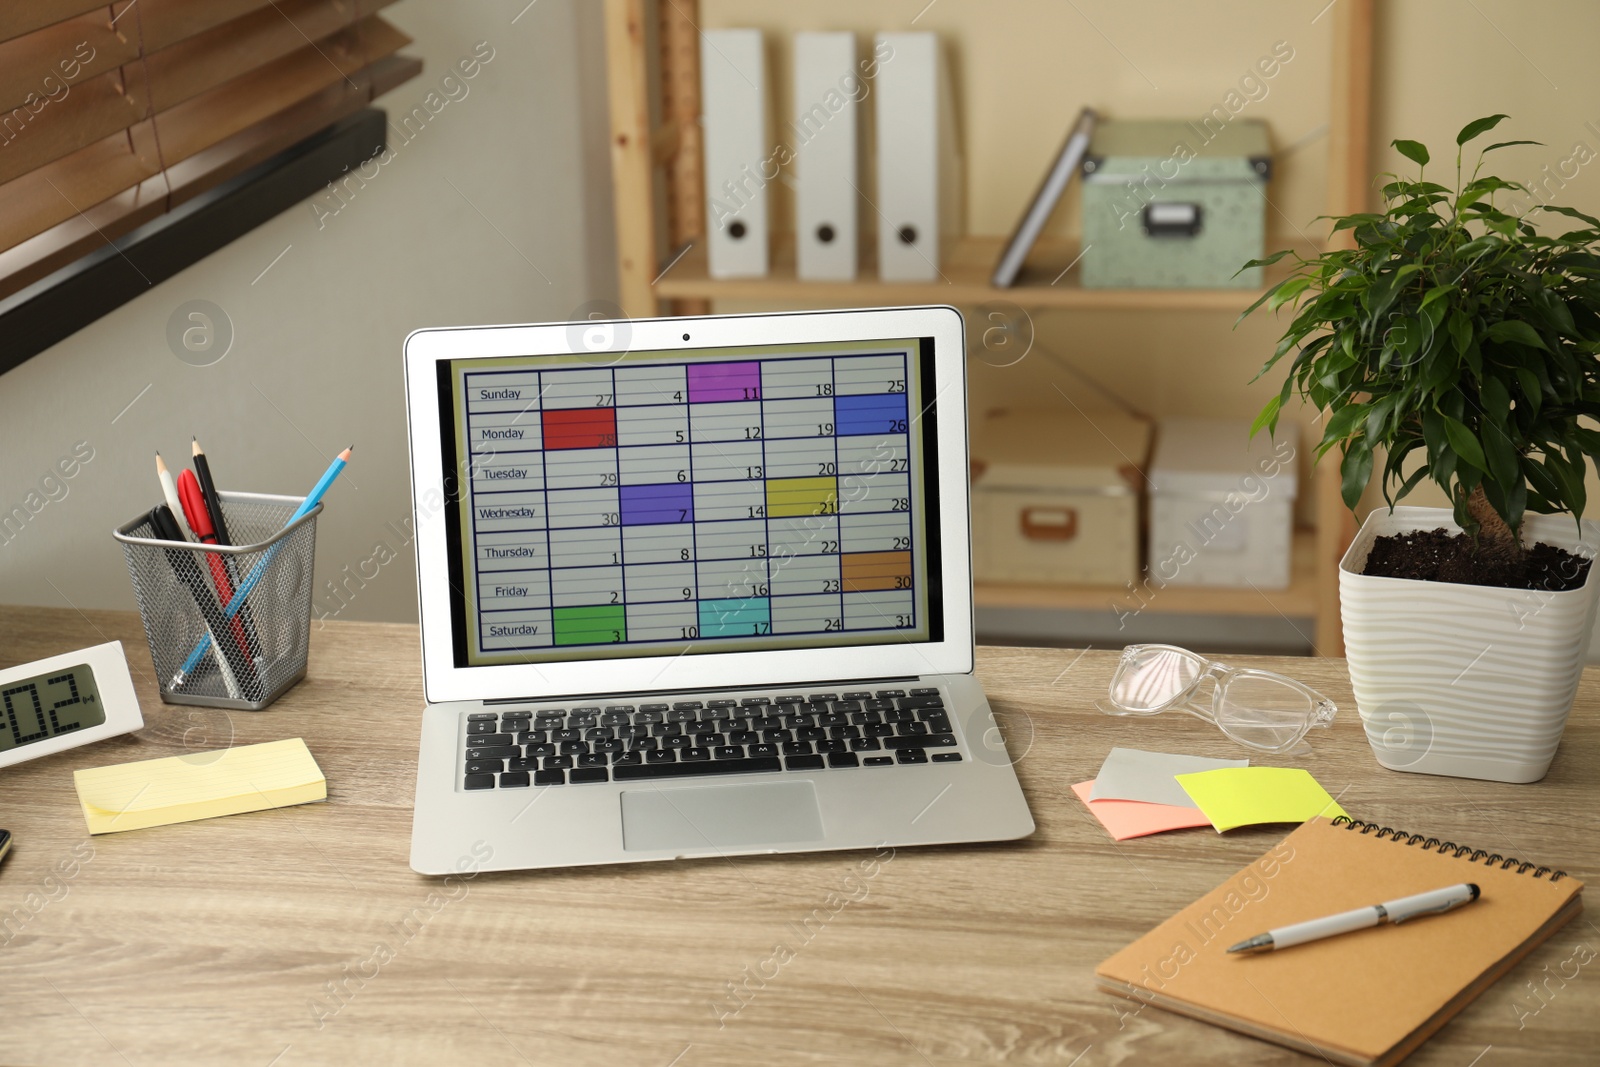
[0,0,616,626]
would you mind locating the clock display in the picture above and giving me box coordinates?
[1,666,106,753]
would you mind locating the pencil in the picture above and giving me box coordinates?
[154,453,191,539]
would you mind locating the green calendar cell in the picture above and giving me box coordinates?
[552,604,627,645]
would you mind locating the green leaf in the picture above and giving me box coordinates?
[1485,319,1549,350]
[1536,204,1600,229]
[1268,276,1314,311]
[1447,310,1473,355]
[1456,114,1509,145]
[1479,376,1511,427]
[1340,443,1374,511]
[1250,395,1283,438]
[1483,139,1542,153]
[1515,366,1542,416]
[1444,417,1487,471]
[1237,249,1296,272]
[1393,139,1430,167]
[1481,422,1520,488]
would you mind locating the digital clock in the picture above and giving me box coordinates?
[0,641,144,770]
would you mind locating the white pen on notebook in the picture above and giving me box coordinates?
[1228,883,1481,953]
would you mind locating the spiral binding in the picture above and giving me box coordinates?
[1330,816,1566,881]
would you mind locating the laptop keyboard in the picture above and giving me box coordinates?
[460,688,962,790]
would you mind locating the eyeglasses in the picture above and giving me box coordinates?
[1099,644,1337,753]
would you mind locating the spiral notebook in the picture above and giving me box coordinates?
[1097,817,1584,1067]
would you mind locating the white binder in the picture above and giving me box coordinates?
[793,32,858,281]
[874,32,961,282]
[700,29,769,278]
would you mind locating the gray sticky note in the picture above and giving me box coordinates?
[1089,747,1250,808]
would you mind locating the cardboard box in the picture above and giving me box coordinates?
[1148,418,1298,588]
[972,407,1150,585]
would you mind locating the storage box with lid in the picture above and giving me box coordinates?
[1079,118,1271,288]
[1147,418,1298,588]
[971,407,1151,586]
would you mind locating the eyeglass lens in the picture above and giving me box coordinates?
[1109,646,1203,712]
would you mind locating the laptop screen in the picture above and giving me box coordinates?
[435,337,944,668]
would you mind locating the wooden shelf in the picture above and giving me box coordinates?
[974,529,1319,618]
[653,234,1314,312]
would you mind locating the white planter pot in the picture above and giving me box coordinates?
[1340,505,1600,783]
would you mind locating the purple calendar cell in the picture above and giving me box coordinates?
[687,361,761,403]
[619,482,694,526]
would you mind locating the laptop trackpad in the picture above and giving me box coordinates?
[620,781,824,852]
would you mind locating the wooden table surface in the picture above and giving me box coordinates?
[1,605,1594,1066]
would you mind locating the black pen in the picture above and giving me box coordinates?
[192,438,264,664]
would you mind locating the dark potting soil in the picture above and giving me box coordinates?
[1362,528,1592,592]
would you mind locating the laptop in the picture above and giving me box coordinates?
[402,305,1034,874]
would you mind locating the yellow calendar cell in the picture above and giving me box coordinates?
[766,476,839,518]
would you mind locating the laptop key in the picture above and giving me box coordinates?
[509,757,535,771]
[551,728,581,742]
[639,702,669,713]
[896,748,929,764]
[646,750,676,764]
[467,745,519,760]
[605,704,635,713]
[876,689,906,698]
[468,712,498,721]
[827,752,860,768]
[500,771,531,788]
[897,721,929,736]
[843,691,873,700]
[864,756,894,766]
[899,695,945,710]
[663,735,693,750]
[714,746,744,759]
[613,756,781,781]
[463,773,496,790]
[559,741,589,755]
[729,729,758,745]
[782,741,813,756]
[808,693,838,702]
[682,747,711,761]
[578,753,608,768]
[884,734,956,750]
[748,743,777,758]
[932,753,963,762]
[612,751,642,765]
[569,768,608,784]
[467,731,511,745]
[528,742,557,758]
[706,699,738,708]
[829,725,860,740]
[850,736,882,751]
[533,769,565,786]
[786,755,825,770]
[865,724,894,738]
[797,726,825,741]
[465,759,504,775]
[595,739,624,753]
[673,701,703,711]
[816,740,847,754]
[910,687,939,695]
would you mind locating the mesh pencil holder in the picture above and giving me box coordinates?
[114,491,321,710]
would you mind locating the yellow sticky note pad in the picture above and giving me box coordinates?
[74,738,326,834]
[1174,766,1347,832]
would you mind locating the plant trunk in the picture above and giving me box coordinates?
[1465,484,1523,563]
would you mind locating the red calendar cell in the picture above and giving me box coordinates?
[542,407,617,450]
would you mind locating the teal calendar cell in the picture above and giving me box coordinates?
[698,597,772,637]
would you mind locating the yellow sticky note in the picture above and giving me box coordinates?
[74,738,326,834]
[1174,766,1347,833]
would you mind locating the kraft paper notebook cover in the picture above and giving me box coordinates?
[1097,817,1583,1067]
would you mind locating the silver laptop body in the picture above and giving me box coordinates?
[403,306,1034,874]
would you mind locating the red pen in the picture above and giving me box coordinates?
[177,469,254,671]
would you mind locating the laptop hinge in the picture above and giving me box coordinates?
[482,675,924,705]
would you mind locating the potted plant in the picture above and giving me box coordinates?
[1242,115,1600,783]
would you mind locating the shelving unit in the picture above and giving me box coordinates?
[602,0,1372,655]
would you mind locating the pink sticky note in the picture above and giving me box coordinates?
[1072,780,1215,841]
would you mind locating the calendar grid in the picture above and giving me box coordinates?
[461,351,919,655]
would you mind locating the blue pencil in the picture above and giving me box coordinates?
[171,447,352,688]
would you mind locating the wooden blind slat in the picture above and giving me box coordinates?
[0,12,138,115]
[0,63,150,187]
[0,2,117,46]
[139,0,397,53]
[0,119,162,253]
[145,0,392,114]
[152,16,411,163]
[0,6,402,188]
[0,51,419,300]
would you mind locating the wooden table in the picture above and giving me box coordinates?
[2,606,1594,1066]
